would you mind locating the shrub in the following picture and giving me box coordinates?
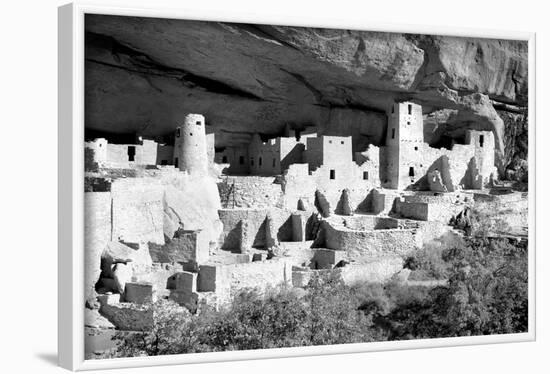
[111,236,527,356]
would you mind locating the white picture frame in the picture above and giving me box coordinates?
[58,1,537,370]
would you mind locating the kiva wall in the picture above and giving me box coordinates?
[321,220,418,260]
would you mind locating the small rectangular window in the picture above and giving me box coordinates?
[259,157,262,166]
[195,121,201,125]
[391,129,396,139]
[414,146,418,151]
[363,171,369,180]
[127,146,136,162]
[479,135,484,147]
[408,104,412,115]
[330,170,336,180]
[174,157,179,168]
[341,141,344,144]
[407,121,411,126]
[409,167,415,177]
[239,156,244,165]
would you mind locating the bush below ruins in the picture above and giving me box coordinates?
[106,236,528,358]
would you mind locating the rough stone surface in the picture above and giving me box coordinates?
[99,303,153,331]
[97,293,120,307]
[336,189,354,216]
[160,172,223,246]
[112,263,133,295]
[149,229,209,264]
[85,192,111,304]
[337,257,404,284]
[124,282,154,304]
[427,170,448,192]
[111,178,165,245]
[218,176,284,209]
[103,240,152,267]
[85,308,116,329]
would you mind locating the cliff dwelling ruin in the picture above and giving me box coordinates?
[84,100,527,333]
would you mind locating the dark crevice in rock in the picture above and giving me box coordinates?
[86,31,266,101]
[319,101,387,115]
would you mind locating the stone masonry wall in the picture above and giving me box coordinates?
[282,163,378,215]
[218,176,284,209]
[218,208,295,250]
[197,258,292,304]
[321,220,418,260]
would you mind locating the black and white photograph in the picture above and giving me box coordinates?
[81,12,531,361]
[4,0,550,372]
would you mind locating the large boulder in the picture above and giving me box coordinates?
[112,263,133,295]
[159,172,223,248]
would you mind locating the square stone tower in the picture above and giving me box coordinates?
[383,101,424,189]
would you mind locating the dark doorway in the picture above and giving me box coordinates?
[161,160,168,166]
[408,104,412,115]
[409,166,415,177]
[127,146,136,162]
[391,129,396,139]
[479,135,484,147]
[222,156,228,163]
[239,156,244,165]
[363,171,369,180]
[330,170,336,180]
[174,157,179,168]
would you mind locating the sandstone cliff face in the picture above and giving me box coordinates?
[84,15,528,176]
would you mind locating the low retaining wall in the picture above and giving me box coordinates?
[395,199,464,224]
[197,258,292,303]
[327,215,399,231]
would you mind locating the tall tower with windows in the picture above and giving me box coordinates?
[173,114,208,175]
[383,101,424,189]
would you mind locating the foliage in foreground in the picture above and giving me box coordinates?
[110,236,528,358]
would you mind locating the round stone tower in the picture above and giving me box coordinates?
[173,114,208,175]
